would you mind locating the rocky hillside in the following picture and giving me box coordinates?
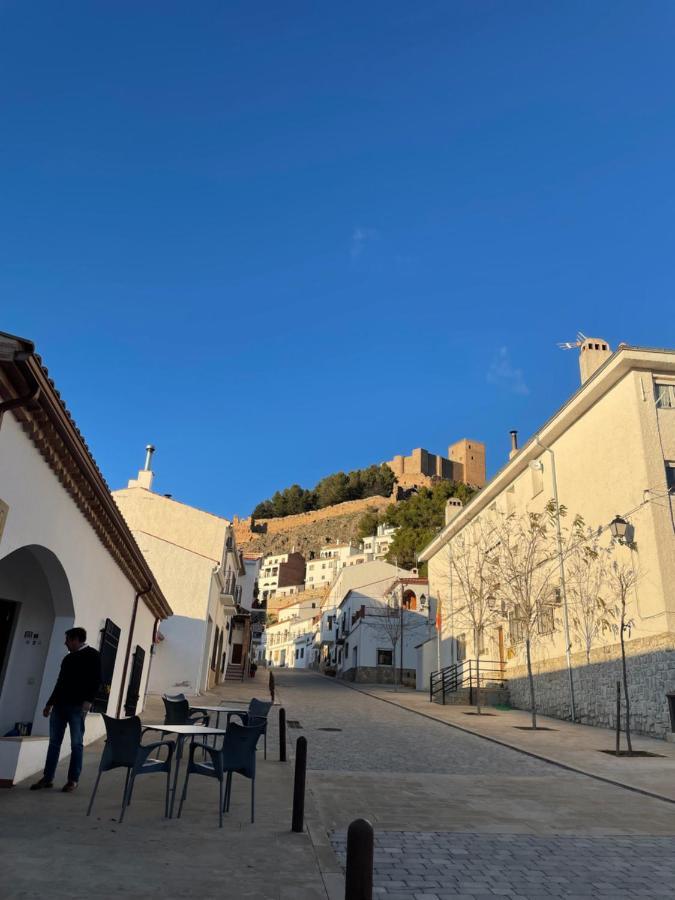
[233,495,391,558]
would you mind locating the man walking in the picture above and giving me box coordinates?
[30,627,101,793]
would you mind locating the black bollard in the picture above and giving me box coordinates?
[291,736,307,833]
[616,680,621,757]
[345,817,374,900]
[279,707,287,762]
[269,670,275,704]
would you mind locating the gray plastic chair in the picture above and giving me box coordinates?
[86,714,175,823]
[162,695,210,727]
[226,698,272,758]
[177,720,265,827]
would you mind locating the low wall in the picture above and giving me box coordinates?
[340,665,416,687]
[506,634,675,738]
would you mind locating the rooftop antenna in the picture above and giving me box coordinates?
[557,331,587,351]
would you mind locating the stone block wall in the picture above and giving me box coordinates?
[506,634,675,738]
[341,665,417,687]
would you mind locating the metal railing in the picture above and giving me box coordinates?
[429,659,506,705]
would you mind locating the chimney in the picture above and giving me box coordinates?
[127,444,155,490]
[579,338,612,385]
[445,497,463,526]
[509,430,519,460]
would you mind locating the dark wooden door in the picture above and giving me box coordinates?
[124,645,145,717]
[231,643,243,665]
[93,618,121,713]
[0,599,17,685]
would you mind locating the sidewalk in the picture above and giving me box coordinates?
[346,682,675,804]
[0,671,331,900]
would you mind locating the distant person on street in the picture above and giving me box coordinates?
[30,627,102,793]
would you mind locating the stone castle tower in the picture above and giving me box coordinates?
[386,438,486,490]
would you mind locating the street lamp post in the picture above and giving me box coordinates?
[532,438,577,723]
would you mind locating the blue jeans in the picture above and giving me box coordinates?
[44,705,86,783]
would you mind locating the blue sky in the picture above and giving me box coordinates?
[2,2,674,517]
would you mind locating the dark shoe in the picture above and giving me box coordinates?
[61,781,77,793]
[30,777,53,791]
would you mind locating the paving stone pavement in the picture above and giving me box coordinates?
[330,831,675,899]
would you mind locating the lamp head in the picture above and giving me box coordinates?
[609,515,629,543]
[528,460,544,472]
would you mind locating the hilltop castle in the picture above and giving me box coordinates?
[386,438,486,491]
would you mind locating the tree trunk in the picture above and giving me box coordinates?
[526,638,537,729]
[620,601,632,754]
[392,641,398,692]
[475,652,482,714]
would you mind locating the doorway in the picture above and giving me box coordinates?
[231,643,243,665]
[0,599,18,690]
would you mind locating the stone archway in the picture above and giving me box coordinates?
[0,545,74,738]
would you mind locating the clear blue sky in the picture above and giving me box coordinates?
[2,2,674,517]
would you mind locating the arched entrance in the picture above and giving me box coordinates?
[0,545,74,738]
[402,590,417,611]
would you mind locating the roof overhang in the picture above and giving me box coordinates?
[0,332,172,619]
[419,345,675,562]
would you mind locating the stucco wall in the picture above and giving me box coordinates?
[0,415,156,744]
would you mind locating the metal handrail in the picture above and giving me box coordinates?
[429,658,506,705]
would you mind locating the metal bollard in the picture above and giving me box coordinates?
[269,670,275,704]
[291,735,307,833]
[279,706,287,762]
[345,817,374,900]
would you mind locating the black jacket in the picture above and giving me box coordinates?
[48,646,102,707]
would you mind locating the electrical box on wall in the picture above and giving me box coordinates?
[0,498,8,545]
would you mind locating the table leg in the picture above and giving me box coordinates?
[168,734,185,819]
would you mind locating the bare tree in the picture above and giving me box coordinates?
[366,598,426,691]
[607,554,639,754]
[567,525,618,665]
[449,516,503,713]
[493,507,561,728]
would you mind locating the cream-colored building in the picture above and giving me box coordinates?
[114,455,245,695]
[420,339,675,737]
[265,597,321,668]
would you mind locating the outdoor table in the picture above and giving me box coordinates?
[143,723,228,818]
[195,703,250,730]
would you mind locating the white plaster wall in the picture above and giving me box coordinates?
[0,415,157,747]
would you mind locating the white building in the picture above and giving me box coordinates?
[360,524,397,560]
[334,564,428,685]
[265,597,320,668]
[258,551,306,605]
[306,542,367,589]
[114,456,246,694]
[0,332,171,785]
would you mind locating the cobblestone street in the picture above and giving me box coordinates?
[275,670,675,899]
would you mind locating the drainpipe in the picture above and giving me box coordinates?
[116,584,152,718]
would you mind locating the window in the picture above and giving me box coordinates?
[94,618,121,714]
[537,602,555,635]
[300,647,304,658]
[456,633,467,662]
[509,607,526,644]
[666,462,675,492]
[476,627,487,655]
[377,648,393,666]
[327,616,333,631]
[655,383,675,409]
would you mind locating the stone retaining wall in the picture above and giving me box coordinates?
[506,633,675,738]
[341,665,417,687]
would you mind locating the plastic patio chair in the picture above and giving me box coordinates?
[162,695,210,727]
[86,714,175,823]
[225,698,272,759]
[177,720,265,827]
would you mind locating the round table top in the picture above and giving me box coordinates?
[144,723,229,735]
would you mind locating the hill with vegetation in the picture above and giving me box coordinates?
[252,463,396,519]
[357,480,476,572]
